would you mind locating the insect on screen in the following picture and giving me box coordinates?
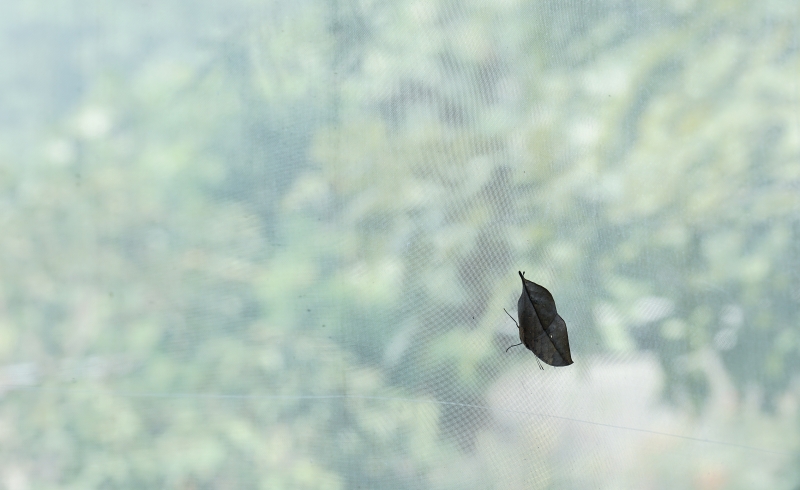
[0,0,798,488]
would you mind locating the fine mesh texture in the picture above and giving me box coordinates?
[1,0,798,488]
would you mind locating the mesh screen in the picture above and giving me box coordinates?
[1,0,798,488]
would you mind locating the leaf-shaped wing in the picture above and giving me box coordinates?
[517,271,573,366]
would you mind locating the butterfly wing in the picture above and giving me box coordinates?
[517,271,573,366]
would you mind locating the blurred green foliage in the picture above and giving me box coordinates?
[0,0,797,487]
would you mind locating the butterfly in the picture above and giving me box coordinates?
[505,271,573,369]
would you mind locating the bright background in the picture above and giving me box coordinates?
[1,0,798,488]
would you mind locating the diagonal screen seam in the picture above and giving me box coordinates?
[15,387,790,457]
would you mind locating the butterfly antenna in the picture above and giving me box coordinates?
[505,342,523,353]
[536,358,544,370]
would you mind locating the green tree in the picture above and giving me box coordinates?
[0,4,462,487]
[301,0,799,429]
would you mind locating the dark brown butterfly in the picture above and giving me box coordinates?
[505,271,573,369]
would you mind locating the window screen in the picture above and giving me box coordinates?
[1,0,798,488]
